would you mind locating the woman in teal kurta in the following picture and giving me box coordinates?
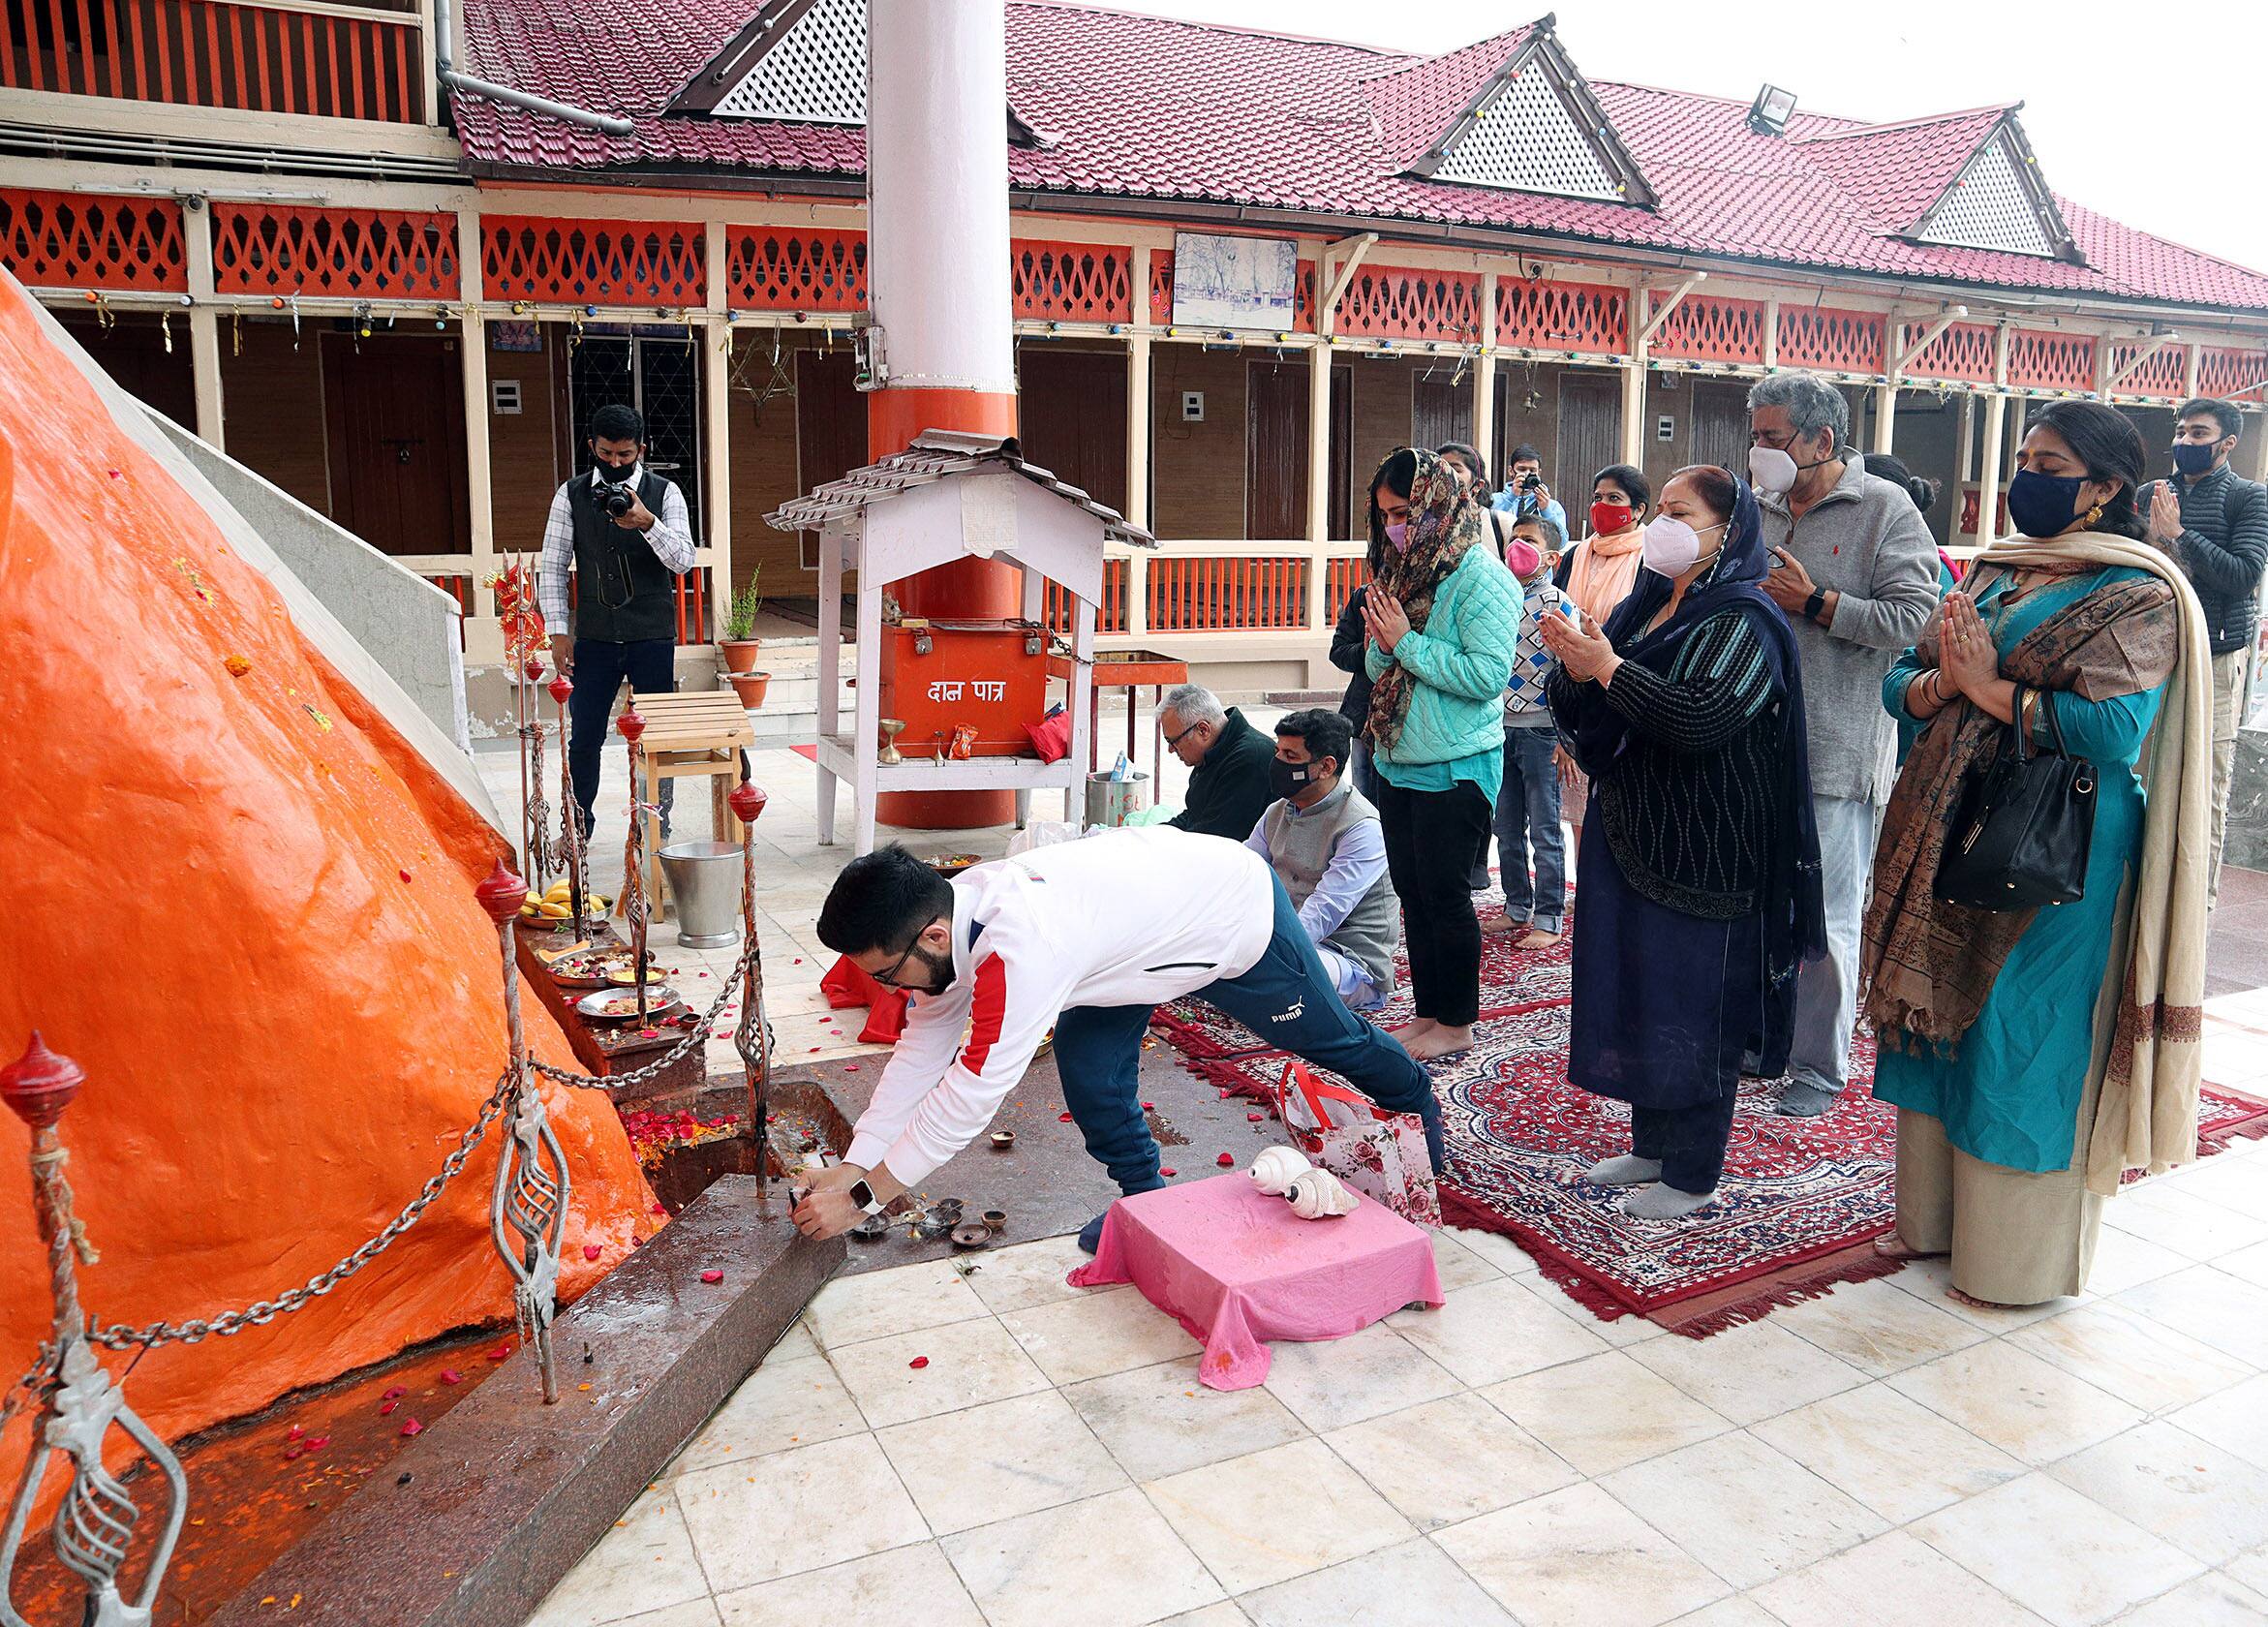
[1861,401,2203,1307]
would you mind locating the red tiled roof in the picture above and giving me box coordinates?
[453,0,2268,316]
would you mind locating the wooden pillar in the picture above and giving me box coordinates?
[1305,337,1332,542]
[1620,282,1647,466]
[702,218,732,614]
[1872,383,1897,454]
[1957,393,1977,480]
[1977,391,2007,544]
[1124,329,1151,532]
[1473,270,1497,475]
[456,205,502,665]
[182,201,224,450]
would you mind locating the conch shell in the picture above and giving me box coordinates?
[1247,1146,1312,1196]
[1284,1168,1361,1219]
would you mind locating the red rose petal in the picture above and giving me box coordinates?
[1247,1113,1264,1121]
[652,1202,667,1215]
[907,1356,929,1369]
[288,1424,306,1439]
[844,1064,860,1072]
[1217,1153,1235,1166]
[399,1419,423,1437]
[1160,1168,1177,1178]
[380,1399,398,1416]
[583,1244,602,1261]
[1058,1112,1074,1121]
[701,1269,724,1283]
[488,1343,512,1362]
[306,1436,330,1451]
[283,1445,304,1460]
[398,869,413,883]
[1142,1101,1155,1111]
[382,1386,406,1400]
[439,1368,462,1385]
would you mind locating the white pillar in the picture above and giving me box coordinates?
[457,205,503,665]
[1957,393,1977,480]
[1305,338,1331,542]
[1473,270,1497,473]
[1871,383,1896,454]
[1619,357,1647,469]
[182,202,224,449]
[1977,391,2007,543]
[702,219,732,623]
[1124,329,1151,531]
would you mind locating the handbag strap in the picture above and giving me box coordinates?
[1272,1059,1379,1126]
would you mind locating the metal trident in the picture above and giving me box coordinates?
[727,780,772,1203]
[0,1034,187,1627]
[475,866,570,1404]
[617,706,652,1028]
[548,672,588,931]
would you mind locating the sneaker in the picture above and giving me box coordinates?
[1077,1210,1109,1254]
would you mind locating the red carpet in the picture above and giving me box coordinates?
[1156,896,2268,1338]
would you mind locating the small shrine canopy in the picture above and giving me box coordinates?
[765,431,1156,547]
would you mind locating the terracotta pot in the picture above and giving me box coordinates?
[728,670,771,710]
[720,638,763,675]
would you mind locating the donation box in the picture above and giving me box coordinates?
[880,618,1052,756]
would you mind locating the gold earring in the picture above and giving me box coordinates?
[2084,504,2104,528]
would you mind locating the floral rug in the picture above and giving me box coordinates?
[1157,904,2268,1337]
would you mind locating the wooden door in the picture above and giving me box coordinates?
[1246,357,1309,540]
[795,349,868,568]
[1017,349,1128,512]
[1329,363,1351,539]
[322,332,469,556]
[1557,372,1622,496]
[1412,371,1472,456]
[58,312,195,429]
[1690,382,1751,476]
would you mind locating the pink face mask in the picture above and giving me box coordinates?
[1386,521,1411,552]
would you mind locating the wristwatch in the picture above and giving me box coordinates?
[847,1178,886,1215]
[1803,586,1827,624]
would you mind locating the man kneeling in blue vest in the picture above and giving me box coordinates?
[794,828,1445,1251]
[1245,708,1399,1015]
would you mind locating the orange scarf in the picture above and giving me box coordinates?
[1565,526,1645,625]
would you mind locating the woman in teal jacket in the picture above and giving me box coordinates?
[1363,447,1524,1060]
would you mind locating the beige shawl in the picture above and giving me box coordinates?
[1967,533,2214,1195]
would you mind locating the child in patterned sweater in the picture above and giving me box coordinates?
[1483,511,1570,947]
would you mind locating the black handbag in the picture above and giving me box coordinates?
[1934,685,2097,910]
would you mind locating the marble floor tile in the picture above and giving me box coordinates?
[2223,1544,2268,1599]
[1426,1227,1505,1290]
[1483,1349,1732,1476]
[1385,1274,1609,1386]
[1627,1318,1864,1427]
[1910,1474,2203,1627]
[1442,1225,1541,1276]
[527,1483,711,1627]
[1750,1381,2027,1524]
[942,1488,1224,1627]
[675,1434,930,1593]
[2049,1421,2268,1567]
[2009,1300,2256,1415]
[1888,1257,2083,1330]
[669,1356,869,1478]
[1063,1355,1309,1483]
[1258,1320,1461,1432]
[2081,1226,2194,1297]
[875,1389,1128,1536]
[2113,1266,2268,1365]
[1770,1275,1988,1378]
[1747,1529,2049,1627]
[614,1604,724,1627]
[762,1317,821,1366]
[1601,1430,1886,1591]
[1433,1482,1729,1627]
[1322,1391,1577,1530]
[961,1235,1098,1314]
[1660,1602,1781,1627]
[803,1257,991,1349]
[1154,1608,1251,1627]
[2168,1373,2268,1472]
[2213,1239,2268,1292]
[712,1544,987,1627]
[1001,1284,1205,1385]
[827,1316,1053,1429]
[2105,1184,2268,1261]
[2166,1153,2268,1222]
[1886,1339,2145,1465]
[2111,1573,2268,1627]
[1144,1436,1415,1594]
[1235,1536,1518,1627]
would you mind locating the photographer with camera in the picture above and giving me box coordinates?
[539,403,696,837]
[1490,444,1569,540]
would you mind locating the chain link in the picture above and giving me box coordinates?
[532,939,758,1091]
[83,1071,515,1353]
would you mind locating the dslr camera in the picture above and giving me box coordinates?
[598,478,638,519]
[1517,471,1544,493]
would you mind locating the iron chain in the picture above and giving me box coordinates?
[531,940,759,1092]
[83,1071,516,1353]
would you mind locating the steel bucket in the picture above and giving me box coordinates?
[1085,769,1151,829]
[658,840,744,949]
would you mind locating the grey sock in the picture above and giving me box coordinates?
[1776,1082,1840,1119]
[1625,1182,1717,1220]
[1585,1154,1663,1186]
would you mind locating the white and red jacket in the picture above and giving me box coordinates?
[843,828,1275,1186]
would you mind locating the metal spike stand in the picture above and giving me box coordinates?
[617,706,651,1028]
[727,779,772,1205]
[0,1033,188,1627]
[548,673,587,930]
[521,657,556,892]
[475,866,570,1404]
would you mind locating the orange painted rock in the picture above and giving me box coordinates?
[0,281,653,1488]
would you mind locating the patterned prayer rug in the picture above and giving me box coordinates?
[1158,913,2268,1336]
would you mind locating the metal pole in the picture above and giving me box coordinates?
[728,779,771,1204]
[617,708,650,1028]
[474,866,568,1404]
[548,673,586,931]
[522,655,555,894]
[0,1034,188,1627]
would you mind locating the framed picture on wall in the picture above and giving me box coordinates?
[1172,232,1298,331]
[488,321,544,353]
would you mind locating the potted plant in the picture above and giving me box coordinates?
[719,568,763,675]
[729,669,772,710]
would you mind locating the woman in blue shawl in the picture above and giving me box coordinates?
[1543,466,1825,1219]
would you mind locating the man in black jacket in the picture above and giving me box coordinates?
[1329,585,1380,801]
[1160,684,1277,842]
[2146,396,2268,909]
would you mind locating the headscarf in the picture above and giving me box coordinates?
[1364,447,1486,752]
[1556,475,1826,1068]
[1565,516,1646,626]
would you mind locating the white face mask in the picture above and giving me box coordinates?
[1748,445,1799,496]
[1640,513,1727,576]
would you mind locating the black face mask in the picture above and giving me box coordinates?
[1270,758,1321,801]
[596,459,638,483]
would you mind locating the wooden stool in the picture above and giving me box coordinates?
[627,690,756,915]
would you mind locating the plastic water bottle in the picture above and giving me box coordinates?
[1111,752,1131,783]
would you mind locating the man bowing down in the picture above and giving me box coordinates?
[794,828,1445,1251]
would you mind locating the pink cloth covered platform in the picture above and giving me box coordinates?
[1065,1173,1445,1389]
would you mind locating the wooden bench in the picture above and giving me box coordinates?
[628,690,757,913]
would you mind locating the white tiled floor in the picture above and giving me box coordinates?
[531,1128,2268,1627]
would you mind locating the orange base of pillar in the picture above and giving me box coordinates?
[872,386,1021,830]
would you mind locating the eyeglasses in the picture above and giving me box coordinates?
[1165,720,1208,752]
[1748,428,1800,449]
[872,917,942,988]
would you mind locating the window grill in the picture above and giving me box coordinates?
[724,227,866,311]
[2108,340,2186,400]
[212,204,458,299]
[1431,64,1624,202]
[713,0,865,124]
[1908,321,1998,384]
[2197,347,2268,403]
[1648,294,1767,366]
[1774,306,1885,375]
[1495,277,1628,355]
[1011,242,1131,323]
[2006,329,2096,392]
[1333,266,1484,343]
[1915,134,2055,258]
[0,188,186,292]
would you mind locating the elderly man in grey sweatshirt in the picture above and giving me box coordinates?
[1749,371,1941,1117]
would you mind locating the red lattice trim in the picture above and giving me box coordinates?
[2195,346,2268,404]
[2108,340,2187,400]
[1776,306,1885,375]
[1648,292,1766,365]
[2006,328,2096,392]
[724,227,866,313]
[213,204,458,299]
[1333,265,1484,343]
[0,188,186,292]
[1907,321,1998,384]
[482,217,706,307]
[1012,240,1131,323]
[1495,278,1628,355]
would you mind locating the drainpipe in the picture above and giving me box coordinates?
[430,0,633,137]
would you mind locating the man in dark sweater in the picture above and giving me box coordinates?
[2146,396,2268,910]
[1329,584,1381,800]
[1161,684,1278,842]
